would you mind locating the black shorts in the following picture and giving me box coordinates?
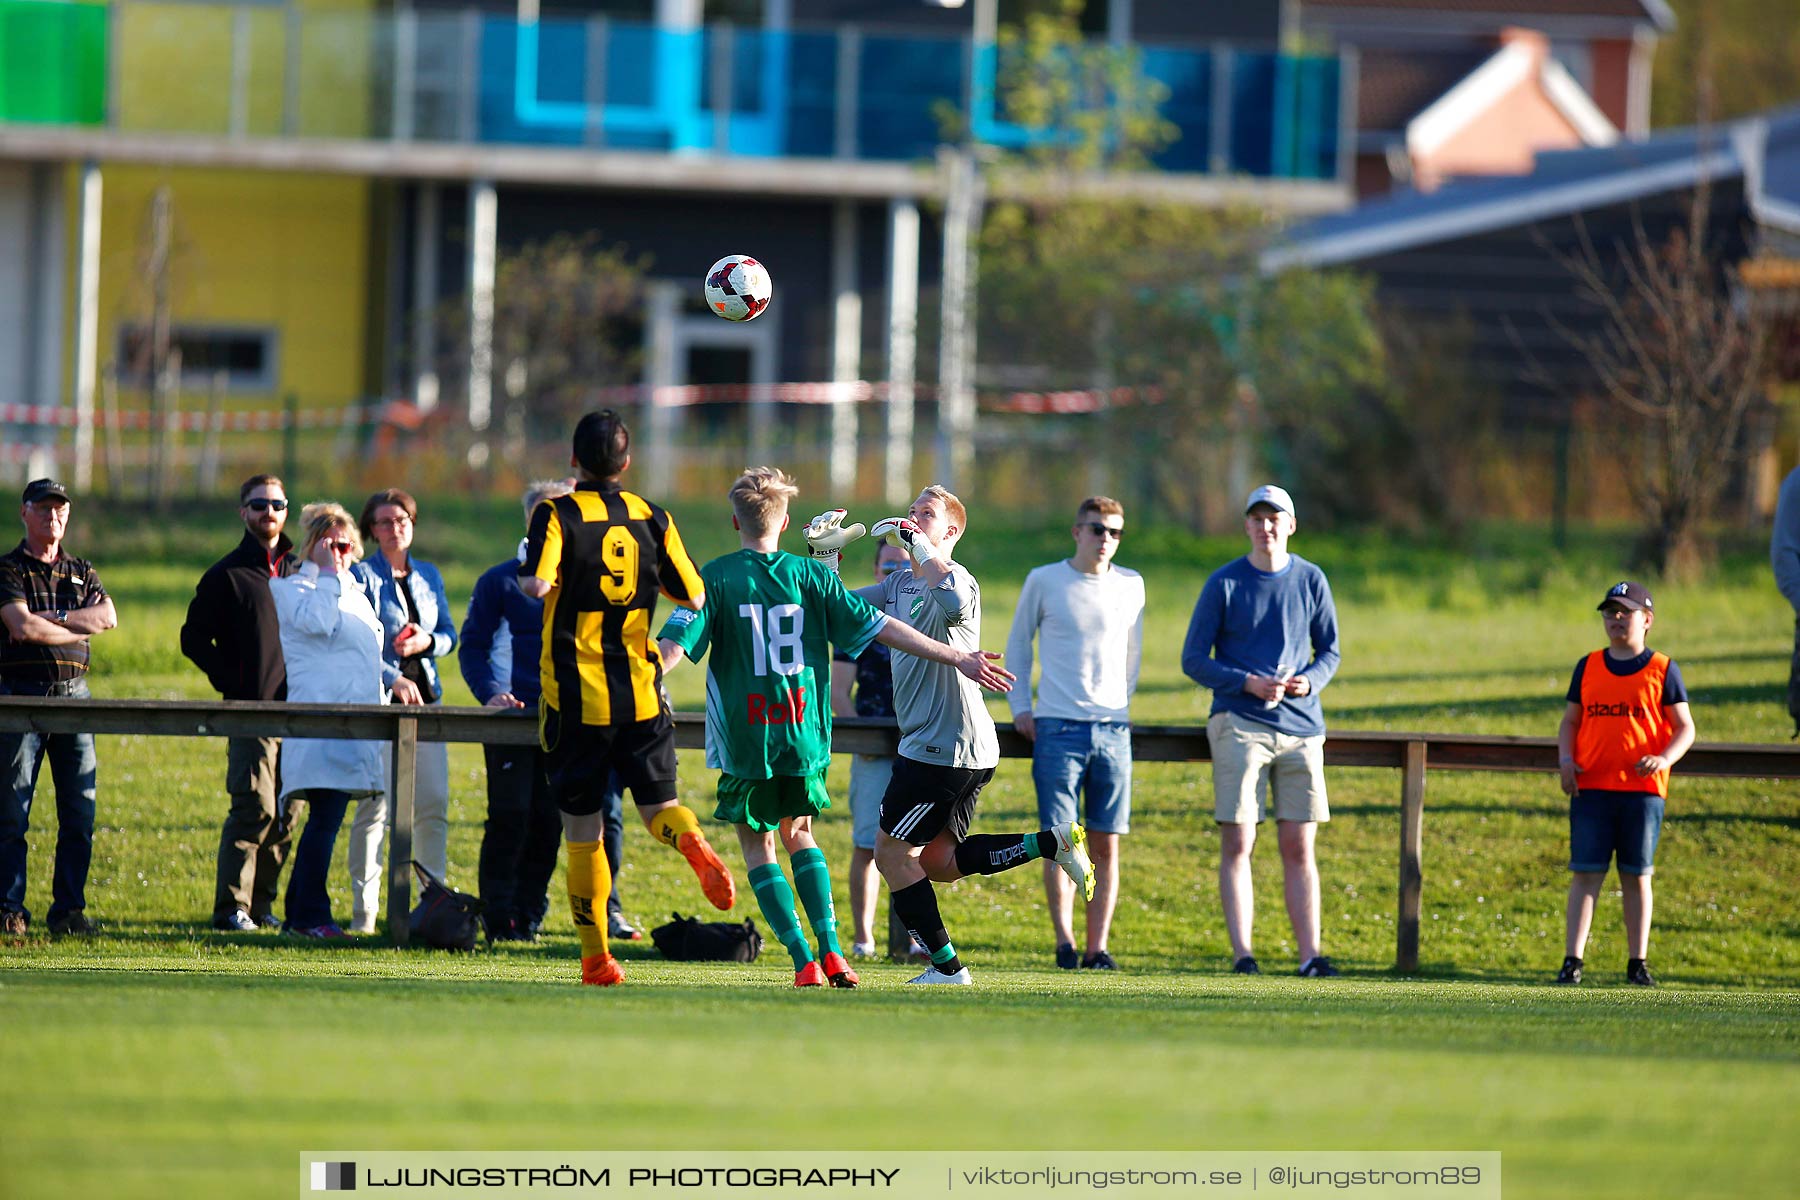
[540,706,678,816]
[878,756,995,846]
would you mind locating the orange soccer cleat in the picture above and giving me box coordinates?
[794,960,826,988]
[677,831,737,911]
[581,953,626,987]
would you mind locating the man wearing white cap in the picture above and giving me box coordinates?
[1181,485,1341,977]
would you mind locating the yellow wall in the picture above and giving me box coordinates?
[75,164,372,406]
[114,0,375,137]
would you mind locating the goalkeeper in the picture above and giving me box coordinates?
[819,487,1097,985]
[656,468,1014,988]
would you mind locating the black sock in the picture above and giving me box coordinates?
[890,878,960,974]
[953,833,1040,877]
[1628,957,1646,970]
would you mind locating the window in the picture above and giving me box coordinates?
[116,325,279,393]
[1548,41,1592,93]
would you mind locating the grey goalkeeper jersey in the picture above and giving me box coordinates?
[877,560,999,769]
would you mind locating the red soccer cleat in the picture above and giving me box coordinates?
[821,951,860,989]
[677,831,737,911]
[581,954,626,987]
[794,960,826,987]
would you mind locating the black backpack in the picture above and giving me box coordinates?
[651,912,762,962]
[408,862,485,951]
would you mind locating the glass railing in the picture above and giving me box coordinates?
[8,1,1343,181]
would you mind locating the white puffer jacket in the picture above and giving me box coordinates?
[271,562,388,800]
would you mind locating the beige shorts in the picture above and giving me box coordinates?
[1207,711,1330,825]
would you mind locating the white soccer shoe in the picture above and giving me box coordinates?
[1051,820,1096,903]
[906,965,973,985]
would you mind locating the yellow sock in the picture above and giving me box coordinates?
[566,839,612,960]
[647,805,701,849]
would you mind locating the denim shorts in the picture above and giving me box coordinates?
[1030,719,1132,834]
[848,754,894,850]
[1569,789,1665,876]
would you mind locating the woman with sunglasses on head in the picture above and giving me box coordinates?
[347,488,453,934]
[269,503,389,938]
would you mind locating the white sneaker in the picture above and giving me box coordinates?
[908,933,932,959]
[851,941,878,959]
[906,965,972,985]
[1050,820,1096,902]
[349,918,378,936]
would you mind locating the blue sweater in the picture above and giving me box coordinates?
[1180,554,1340,737]
[349,554,456,701]
[459,555,545,707]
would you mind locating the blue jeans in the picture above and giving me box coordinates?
[1030,718,1133,834]
[0,677,98,923]
[283,788,353,929]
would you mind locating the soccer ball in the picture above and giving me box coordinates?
[704,254,772,322]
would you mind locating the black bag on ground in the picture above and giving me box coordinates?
[651,912,762,962]
[409,862,484,951]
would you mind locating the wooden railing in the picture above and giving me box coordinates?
[6,696,1798,965]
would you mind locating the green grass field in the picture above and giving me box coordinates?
[3,501,1797,1199]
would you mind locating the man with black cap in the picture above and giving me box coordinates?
[0,479,118,937]
[181,473,300,932]
[518,410,733,986]
[1181,484,1342,978]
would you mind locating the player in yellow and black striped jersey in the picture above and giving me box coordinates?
[518,409,736,987]
[525,483,702,728]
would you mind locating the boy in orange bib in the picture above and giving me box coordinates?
[1554,581,1695,987]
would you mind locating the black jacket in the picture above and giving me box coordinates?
[180,530,299,701]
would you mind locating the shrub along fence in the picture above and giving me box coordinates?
[5,696,1797,963]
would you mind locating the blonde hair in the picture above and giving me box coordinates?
[919,484,966,535]
[522,478,574,522]
[297,501,362,563]
[729,466,798,537]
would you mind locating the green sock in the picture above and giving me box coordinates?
[789,846,843,959]
[748,862,813,970]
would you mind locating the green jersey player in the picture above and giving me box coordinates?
[657,467,1015,988]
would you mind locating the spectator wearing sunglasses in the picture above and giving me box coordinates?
[1004,496,1144,971]
[181,474,301,933]
[269,503,388,938]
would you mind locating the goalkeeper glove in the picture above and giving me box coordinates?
[802,508,867,576]
[871,516,941,569]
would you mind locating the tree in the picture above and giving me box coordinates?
[966,1,1385,529]
[989,0,1176,175]
[1652,0,1800,129]
[1540,191,1771,577]
[442,233,649,469]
